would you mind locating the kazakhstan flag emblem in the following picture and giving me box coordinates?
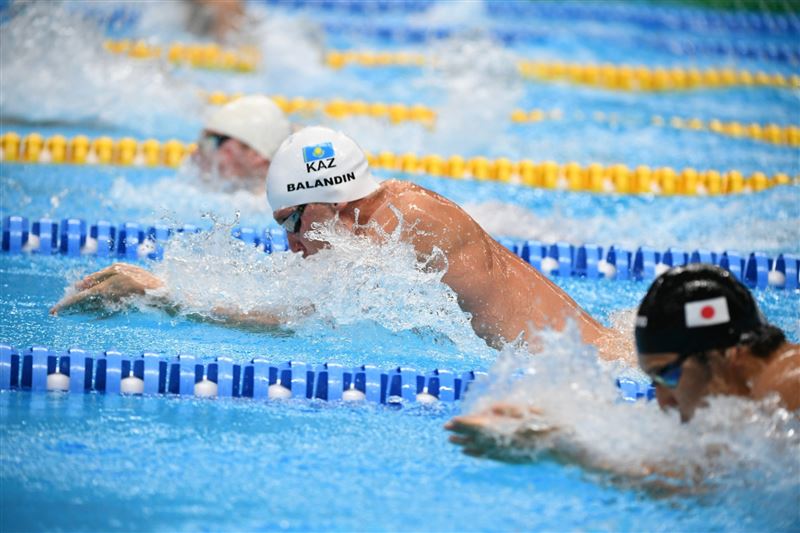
[302,142,335,163]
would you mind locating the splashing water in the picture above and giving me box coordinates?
[421,35,524,157]
[462,324,799,520]
[107,162,272,225]
[0,1,201,136]
[150,213,489,357]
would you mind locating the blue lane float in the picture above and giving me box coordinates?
[264,0,434,14]
[314,20,799,65]
[0,344,489,404]
[2,215,798,291]
[485,1,800,36]
[0,345,653,403]
[264,0,800,36]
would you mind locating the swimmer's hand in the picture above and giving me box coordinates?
[50,263,165,316]
[445,403,557,463]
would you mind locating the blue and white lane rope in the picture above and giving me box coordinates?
[0,345,654,403]
[2,215,798,290]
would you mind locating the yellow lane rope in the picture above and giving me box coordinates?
[104,40,260,72]
[517,61,800,91]
[511,108,800,148]
[324,50,800,91]
[1,132,795,195]
[206,91,437,126]
[205,92,799,147]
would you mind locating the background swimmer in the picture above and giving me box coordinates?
[51,126,626,359]
[445,264,798,476]
[192,95,291,194]
[186,0,247,43]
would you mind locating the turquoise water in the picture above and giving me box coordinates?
[2,0,799,531]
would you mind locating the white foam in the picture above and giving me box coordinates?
[0,2,201,135]
[461,323,800,491]
[107,166,272,224]
[149,212,489,357]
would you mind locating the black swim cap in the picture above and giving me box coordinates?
[635,264,764,356]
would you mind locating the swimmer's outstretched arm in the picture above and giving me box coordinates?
[446,404,697,489]
[49,263,305,328]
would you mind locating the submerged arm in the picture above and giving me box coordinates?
[445,403,699,491]
[49,262,308,330]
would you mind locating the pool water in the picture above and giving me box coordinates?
[2,1,799,531]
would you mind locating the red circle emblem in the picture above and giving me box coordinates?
[701,305,715,319]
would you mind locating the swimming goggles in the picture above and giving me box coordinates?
[650,352,702,388]
[200,133,232,152]
[277,204,307,234]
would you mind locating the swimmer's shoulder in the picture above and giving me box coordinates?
[376,180,449,210]
[752,343,800,411]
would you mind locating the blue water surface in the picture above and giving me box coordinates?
[2,0,800,531]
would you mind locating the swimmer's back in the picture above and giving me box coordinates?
[752,343,800,411]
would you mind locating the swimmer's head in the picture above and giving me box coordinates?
[203,95,291,160]
[635,264,764,358]
[266,126,380,211]
[196,96,291,186]
[636,264,787,422]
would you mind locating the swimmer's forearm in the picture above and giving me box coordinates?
[210,306,285,327]
[207,304,315,328]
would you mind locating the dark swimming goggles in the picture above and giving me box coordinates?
[202,133,233,150]
[650,352,703,389]
[277,204,307,234]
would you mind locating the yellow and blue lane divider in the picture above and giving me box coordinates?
[103,40,260,72]
[2,132,795,195]
[324,50,800,91]
[205,91,438,126]
[0,132,193,167]
[0,344,654,403]
[2,215,797,291]
[511,109,800,148]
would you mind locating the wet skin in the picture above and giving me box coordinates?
[639,345,800,422]
[446,342,799,463]
[52,180,623,358]
[272,180,621,356]
[193,130,270,191]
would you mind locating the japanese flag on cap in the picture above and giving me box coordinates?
[685,296,730,328]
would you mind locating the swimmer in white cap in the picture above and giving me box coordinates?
[52,126,622,359]
[265,126,620,353]
[193,95,291,192]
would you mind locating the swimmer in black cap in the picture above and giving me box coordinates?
[445,264,798,461]
[635,263,798,422]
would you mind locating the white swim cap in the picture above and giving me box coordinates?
[204,95,291,159]
[267,126,380,210]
